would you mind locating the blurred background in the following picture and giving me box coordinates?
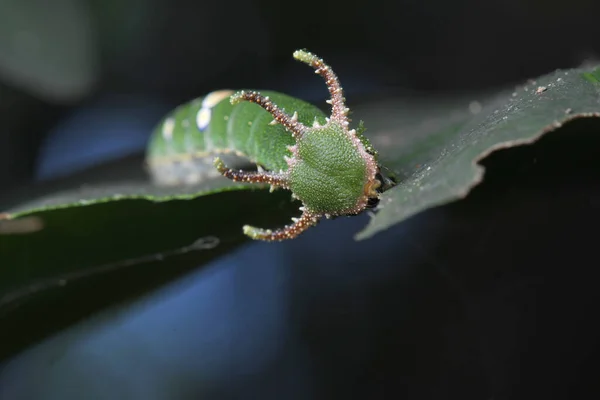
[1,0,600,399]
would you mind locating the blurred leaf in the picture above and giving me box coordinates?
[0,0,97,101]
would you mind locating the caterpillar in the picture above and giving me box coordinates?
[146,49,396,241]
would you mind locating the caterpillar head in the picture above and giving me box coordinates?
[214,49,392,241]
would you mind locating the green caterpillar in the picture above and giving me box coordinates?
[146,49,395,241]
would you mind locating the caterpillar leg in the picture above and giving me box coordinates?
[243,209,320,241]
[230,90,307,139]
[293,50,350,127]
[214,157,289,191]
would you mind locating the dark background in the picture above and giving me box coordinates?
[1,0,599,399]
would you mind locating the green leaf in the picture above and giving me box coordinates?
[0,161,296,359]
[353,64,600,240]
[0,174,292,299]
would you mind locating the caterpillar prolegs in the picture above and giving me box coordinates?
[146,49,396,241]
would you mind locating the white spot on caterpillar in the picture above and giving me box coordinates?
[202,90,234,108]
[162,117,175,140]
[196,108,211,130]
[196,90,234,131]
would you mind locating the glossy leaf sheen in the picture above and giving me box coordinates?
[0,177,276,308]
[0,175,296,359]
[355,65,600,239]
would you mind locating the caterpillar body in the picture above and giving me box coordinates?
[146,49,396,241]
[147,90,327,186]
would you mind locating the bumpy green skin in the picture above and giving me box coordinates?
[146,91,327,185]
[289,122,368,214]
